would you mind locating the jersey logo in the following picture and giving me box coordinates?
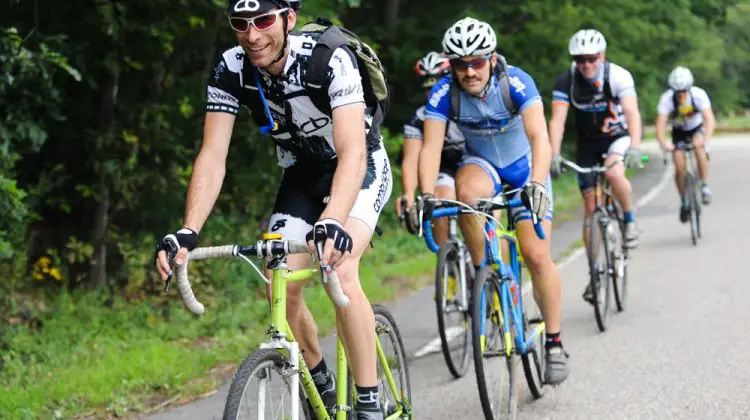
[271,218,286,232]
[429,82,450,108]
[300,116,330,134]
[508,76,526,97]
[233,0,260,12]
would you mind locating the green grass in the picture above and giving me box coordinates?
[0,176,584,419]
[717,113,750,129]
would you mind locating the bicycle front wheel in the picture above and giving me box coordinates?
[685,174,699,246]
[372,304,412,419]
[434,242,471,379]
[223,348,313,420]
[472,266,519,420]
[588,210,613,332]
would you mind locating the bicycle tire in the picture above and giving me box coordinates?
[588,210,612,332]
[372,304,412,419]
[520,294,545,399]
[605,194,628,312]
[693,174,702,239]
[472,266,519,420]
[434,242,471,379]
[222,348,313,420]
[686,175,699,246]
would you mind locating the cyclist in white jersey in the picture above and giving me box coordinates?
[656,66,714,222]
[155,1,391,418]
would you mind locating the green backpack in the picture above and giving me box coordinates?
[300,18,390,118]
[246,17,390,133]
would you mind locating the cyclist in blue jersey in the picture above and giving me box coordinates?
[417,17,569,385]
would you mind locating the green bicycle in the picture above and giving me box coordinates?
[172,233,412,420]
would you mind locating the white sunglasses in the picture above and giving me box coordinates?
[228,8,289,32]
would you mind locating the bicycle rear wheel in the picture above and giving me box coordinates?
[372,304,412,419]
[472,266,519,420]
[588,210,613,332]
[223,348,313,420]
[605,194,628,312]
[434,242,471,379]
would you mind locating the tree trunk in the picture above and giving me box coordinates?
[89,63,119,289]
[384,0,400,40]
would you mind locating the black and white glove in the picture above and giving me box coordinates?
[624,147,642,168]
[156,228,198,260]
[155,228,198,291]
[306,219,353,267]
[521,181,550,222]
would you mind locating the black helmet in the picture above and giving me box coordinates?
[227,0,302,15]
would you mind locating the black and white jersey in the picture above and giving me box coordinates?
[206,33,383,171]
[403,105,465,171]
[552,61,636,143]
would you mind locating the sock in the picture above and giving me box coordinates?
[310,359,332,388]
[545,332,563,349]
[623,211,635,223]
[355,385,380,412]
[474,264,481,274]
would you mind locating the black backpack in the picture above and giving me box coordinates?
[245,18,390,134]
[449,54,517,118]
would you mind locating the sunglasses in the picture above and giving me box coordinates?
[450,55,492,71]
[573,54,600,64]
[229,8,288,32]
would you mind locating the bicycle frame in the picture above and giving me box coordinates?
[422,204,545,357]
[261,259,407,420]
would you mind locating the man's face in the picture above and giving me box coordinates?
[451,53,495,95]
[676,90,689,102]
[229,8,296,67]
[573,53,603,79]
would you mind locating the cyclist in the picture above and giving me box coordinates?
[548,29,643,303]
[154,1,392,418]
[418,17,569,385]
[655,66,714,222]
[397,51,465,246]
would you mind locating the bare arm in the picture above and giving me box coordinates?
[655,113,669,150]
[418,118,446,195]
[522,102,552,183]
[702,107,715,141]
[183,112,235,232]
[621,95,642,148]
[548,101,569,156]
[401,139,421,197]
[319,102,367,223]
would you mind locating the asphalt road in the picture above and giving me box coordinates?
[144,135,750,420]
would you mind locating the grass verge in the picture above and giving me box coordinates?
[0,171,614,419]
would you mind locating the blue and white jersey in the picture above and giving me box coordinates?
[424,66,542,187]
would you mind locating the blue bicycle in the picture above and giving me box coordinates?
[420,192,547,420]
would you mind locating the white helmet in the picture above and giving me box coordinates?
[415,52,451,77]
[668,66,694,91]
[442,17,497,59]
[568,29,607,55]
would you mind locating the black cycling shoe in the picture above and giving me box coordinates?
[679,205,690,223]
[582,283,595,305]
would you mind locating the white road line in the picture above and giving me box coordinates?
[413,326,464,358]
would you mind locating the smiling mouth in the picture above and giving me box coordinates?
[248,43,270,53]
